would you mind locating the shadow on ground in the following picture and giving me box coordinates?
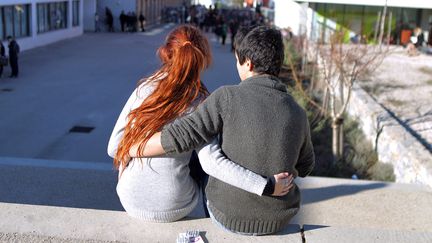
[0,164,123,211]
[301,182,387,205]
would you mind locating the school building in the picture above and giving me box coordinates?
[295,0,432,44]
[0,0,88,52]
[0,0,186,52]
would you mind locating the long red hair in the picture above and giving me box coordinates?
[114,25,211,169]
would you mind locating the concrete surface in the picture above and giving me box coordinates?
[0,158,120,211]
[0,202,301,243]
[1,156,432,242]
[293,176,432,232]
[0,23,239,164]
[303,225,432,243]
[361,48,432,149]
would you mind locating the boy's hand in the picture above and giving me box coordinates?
[272,172,294,196]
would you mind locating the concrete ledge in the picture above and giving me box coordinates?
[303,225,432,243]
[0,203,301,242]
[1,158,432,242]
[347,84,432,187]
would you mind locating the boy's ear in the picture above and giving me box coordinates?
[246,59,254,72]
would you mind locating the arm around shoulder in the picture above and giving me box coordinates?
[161,88,229,155]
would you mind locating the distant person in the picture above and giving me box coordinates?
[350,34,360,44]
[0,42,6,78]
[428,23,432,47]
[286,27,294,40]
[94,13,101,32]
[413,27,424,48]
[120,11,126,32]
[139,13,146,32]
[229,19,239,51]
[7,36,19,78]
[220,19,227,45]
[131,12,138,32]
[105,7,114,32]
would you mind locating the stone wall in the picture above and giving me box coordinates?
[346,84,432,187]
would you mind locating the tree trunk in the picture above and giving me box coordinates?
[332,117,344,163]
[386,11,392,45]
[378,0,388,46]
[374,11,381,43]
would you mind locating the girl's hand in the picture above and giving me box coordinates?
[272,172,294,196]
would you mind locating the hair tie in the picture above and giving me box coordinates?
[182,41,192,46]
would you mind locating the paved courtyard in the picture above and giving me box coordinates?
[360,48,432,152]
[0,24,239,164]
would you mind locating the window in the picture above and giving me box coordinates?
[3,7,13,39]
[344,5,364,34]
[0,5,31,40]
[37,2,68,33]
[72,1,80,26]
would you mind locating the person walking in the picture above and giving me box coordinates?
[7,36,19,78]
[120,11,126,32]
[139,13,146,32]
[105,7,114,32]
[229,19,239,51]
[220,19,227,45]
[94,13,101,32]
[0,42,6,78]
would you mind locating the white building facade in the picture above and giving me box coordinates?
[272,0,432,44]
[294,0,432,44]
[0,0,93,52]
[96,0,176,32]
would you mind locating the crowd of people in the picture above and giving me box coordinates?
[172,4,268,50]
[94,7,147,33]
[95,4,268,50]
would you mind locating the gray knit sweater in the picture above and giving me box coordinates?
[161,74,315,233]
[108,80,269,222]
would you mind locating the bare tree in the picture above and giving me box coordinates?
[285,31,388,162]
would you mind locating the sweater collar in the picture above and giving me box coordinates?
[240,74,287,92]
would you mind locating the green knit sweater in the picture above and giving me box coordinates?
[161,74,315,234]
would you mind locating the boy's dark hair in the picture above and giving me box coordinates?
[233,25,256,51]
[235,26,284,76]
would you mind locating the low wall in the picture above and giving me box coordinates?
[346,84,432,187]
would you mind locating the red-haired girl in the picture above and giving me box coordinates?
[108,25,291,222]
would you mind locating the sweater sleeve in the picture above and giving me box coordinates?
[295,119,315,177]
[107,85,151,158]
[161,88,227,155]
[197,138,268,196]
